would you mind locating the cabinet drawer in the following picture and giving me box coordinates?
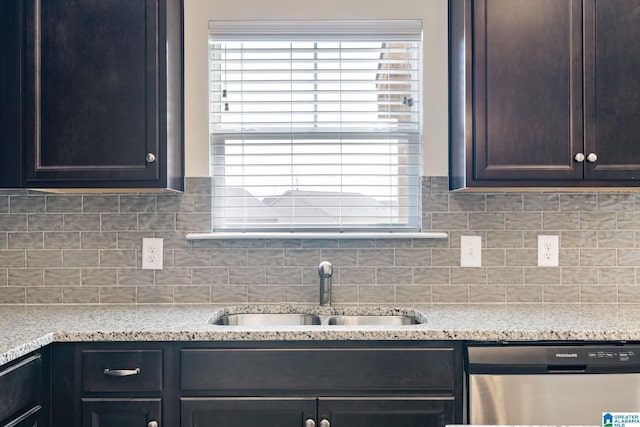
[181,347,455,393]
[82,350,162,393]
[0,355,41,423]
[3,406,41,427]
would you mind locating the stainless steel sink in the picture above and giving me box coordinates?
[209,306,426,327]
[211,313,322,326]
[327,315,421,326]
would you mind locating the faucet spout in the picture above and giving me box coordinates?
[318,261,333,306]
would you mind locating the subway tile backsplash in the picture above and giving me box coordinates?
[1,176,640,305]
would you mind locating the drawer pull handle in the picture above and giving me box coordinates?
[147,422,159,427]
[319,419,330,427]
[103,367,141,377]
[305,419,315,427]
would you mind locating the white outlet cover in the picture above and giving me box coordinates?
[142,237,164,270]
[460,235,482,267]
[537,235,559,267]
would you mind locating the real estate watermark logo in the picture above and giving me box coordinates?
[604,413,640,427]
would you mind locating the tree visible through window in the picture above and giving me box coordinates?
[209,20,423,232]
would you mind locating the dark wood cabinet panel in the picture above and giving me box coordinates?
[52,341,462,427]
[181,347,455,393]
[0,355,41,424]
[50,343,79,427]
[472,0,583,181]
[82,350,163,393]
[450,0,640,188]
[29,0,153,174]
[319,398,455,427]
[2,406,42,427]
[0,0,183,190]
[450,0,583,187]
[182,397,455,427]
[51,342,177,427]
[24,0,183,190]
[181,398,316,427]
[81,399,161,427]
[180,342,463,426]
[584,0,640,180]
[0,351,47,427]
[0,0,23,188]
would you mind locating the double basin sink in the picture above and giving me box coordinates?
[210,306,425,327]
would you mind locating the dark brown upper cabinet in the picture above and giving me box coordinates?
[0,0,23,188]
[0,0,183,191]
[583,0,640,181]
[450,0,640,189]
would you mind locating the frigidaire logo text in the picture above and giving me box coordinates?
[555,353,578,358]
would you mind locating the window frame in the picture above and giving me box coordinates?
[208,20,424,234]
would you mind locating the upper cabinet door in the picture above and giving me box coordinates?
[583,0,640,181]
[22,0,183,190]
[472,0,583,181]
[0,1,23,188]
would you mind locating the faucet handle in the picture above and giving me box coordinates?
[318,261,333,277]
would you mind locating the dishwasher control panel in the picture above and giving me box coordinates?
[468,344,640,373]
[550,346,639,363]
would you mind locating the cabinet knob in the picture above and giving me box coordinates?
[587,152,598,163]
[574,153,585,163]
[319,420,330,427]
[305,419,316,427]
[146,153,156,163]
[147,422,158,427]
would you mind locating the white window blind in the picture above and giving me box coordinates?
[209,20,423,233]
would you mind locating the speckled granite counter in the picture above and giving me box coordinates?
[2,303,640,365]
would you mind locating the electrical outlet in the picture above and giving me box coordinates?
[537,235,559,267]
[460,235,482,267]
[142,238,163,270]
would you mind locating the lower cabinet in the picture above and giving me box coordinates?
[318,398,455,427]
[51,341,462,427]
[181,398,316,427]
[51,343,174,427]
[3,406,41,427]
[182,397,454,427]
[81,399,161,427]
[0,353,46,427]
[180,341,462,427]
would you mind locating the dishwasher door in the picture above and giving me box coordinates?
[470,372,640,425]
[468,344,640,425]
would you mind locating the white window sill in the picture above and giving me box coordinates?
[186,232,448,240]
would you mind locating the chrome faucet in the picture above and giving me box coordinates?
[318,261,333,306]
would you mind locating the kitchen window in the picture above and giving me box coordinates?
[208,20,423,234]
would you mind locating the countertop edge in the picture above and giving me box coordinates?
[0,332,54,366]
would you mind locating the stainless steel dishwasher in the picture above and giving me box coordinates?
[467,343,640,425]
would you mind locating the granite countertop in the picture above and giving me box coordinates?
[2,303,640,365]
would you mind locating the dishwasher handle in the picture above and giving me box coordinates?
[546,365,587,373]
